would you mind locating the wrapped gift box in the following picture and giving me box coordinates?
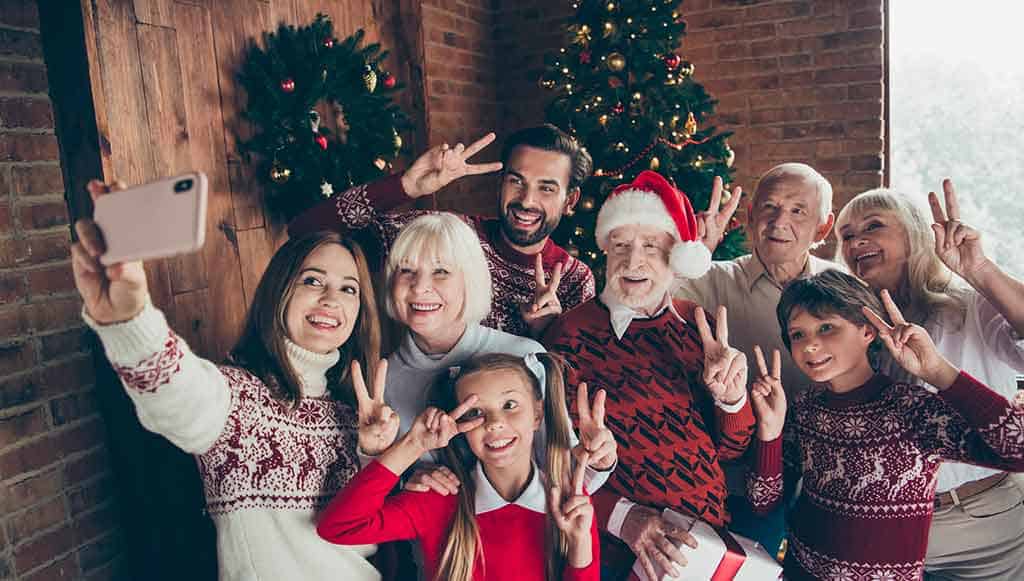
[631,508,783,581]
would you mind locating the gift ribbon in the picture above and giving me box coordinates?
[709,527,746,581]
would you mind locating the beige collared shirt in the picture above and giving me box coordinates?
[674,252,842,400]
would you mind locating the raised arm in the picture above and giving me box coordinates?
[929,178,1024,336]
[695,305,756,459]
[74,181,231,454]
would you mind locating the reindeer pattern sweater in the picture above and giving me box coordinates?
[84,303,378,581]
[288,174,595,337]
[748,372,1024,580]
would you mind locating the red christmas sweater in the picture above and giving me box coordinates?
[317,460,600,581]
[748,372,1024,580]
[288,175,595,337]
[542,298,756,532]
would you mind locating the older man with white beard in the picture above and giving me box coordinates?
[675,162,840,557]
[544,171,755,581]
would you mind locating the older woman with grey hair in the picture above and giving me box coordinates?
[362,213,615,494]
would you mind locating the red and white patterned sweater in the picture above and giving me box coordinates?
[85,304,379,581]
[288,174,596,337]
[543,298,756,532]
[748,372,1024,580]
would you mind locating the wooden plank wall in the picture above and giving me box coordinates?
[80,0,425,362]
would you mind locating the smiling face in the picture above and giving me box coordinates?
[284,243,362,354]
[838,209,910,293]
[456,367,542,471]
[749,179,834,267]
[498,145,579,251]
[390,254,467,352]
[785,308,876,392]
[604,224,675,314]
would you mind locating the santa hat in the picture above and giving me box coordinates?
[595,170,711,278]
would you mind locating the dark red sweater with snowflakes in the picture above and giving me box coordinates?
[748,372,1024,580]
[288,175,595,337]
[543,297,756,533]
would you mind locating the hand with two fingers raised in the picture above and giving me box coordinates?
[927,178,989,281]
[620,503,697,581]
[695,305,748,406]
[574,382,616,471]
[696,176,744,253]
[352,359,400,456]
[550,451,596,568]
[400,132,504,198]
[521,253,564,337]
[749,346,787,442]
[380,396,486,475]
[862,289,959,390]
[72,180,150,324]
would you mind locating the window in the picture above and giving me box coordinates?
[889,1,1024,280]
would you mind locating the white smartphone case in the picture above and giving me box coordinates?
[93,172,208,265]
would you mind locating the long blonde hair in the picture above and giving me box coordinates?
[836,188,968,326]
[429,353,576,581]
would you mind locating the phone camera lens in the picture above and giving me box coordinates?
[174,179,194,193]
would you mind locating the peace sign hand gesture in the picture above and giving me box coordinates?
[575,383,616,470]
[521,253,564,337]
[400,132,504,198]
[550,451,595,567]
[750,346,787,441]
[695,306,748,406]
[862,290,959,390]
[696,176,743,253]
[928,178,990,282]
[405,396,484,453]
[352,360,400,456]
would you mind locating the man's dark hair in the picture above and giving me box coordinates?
[500,124,593,192]
[777,269,885,366]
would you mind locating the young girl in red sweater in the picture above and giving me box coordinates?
[317,353,604,581]
[747,269,1024,580]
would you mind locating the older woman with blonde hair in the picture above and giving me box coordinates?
[836,179,1024,581]
[359,213,616,495]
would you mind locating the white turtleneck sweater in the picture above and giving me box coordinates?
[85,303,379,581]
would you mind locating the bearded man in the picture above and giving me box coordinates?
[543,171,755,580]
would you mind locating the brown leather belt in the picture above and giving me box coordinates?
[934,472,1008,509]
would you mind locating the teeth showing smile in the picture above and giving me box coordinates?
[410,303,441,312]
[855,251,880,263]
[485,437,515,450]
[510,208,541,227]
[806,356,833,369]
[307,315,340,328]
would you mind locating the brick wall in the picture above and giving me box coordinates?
[0,2,123,580]
[420,0,503,216]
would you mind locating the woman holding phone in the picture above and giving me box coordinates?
[72,181,386,580]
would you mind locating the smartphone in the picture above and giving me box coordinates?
[93,172,208,265]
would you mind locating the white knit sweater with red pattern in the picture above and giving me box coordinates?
[85,303,380,581]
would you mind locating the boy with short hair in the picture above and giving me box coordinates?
[747,269,1024,580]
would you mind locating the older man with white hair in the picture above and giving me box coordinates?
[544,170,755,581]
[675,162,841,556]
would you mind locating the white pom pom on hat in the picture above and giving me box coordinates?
[595,170,711,278]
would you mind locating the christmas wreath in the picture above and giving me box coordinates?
[239,14,411,221]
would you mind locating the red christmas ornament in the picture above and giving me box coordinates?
[663,53,682,70]
[323,38,334,49]
[280,78,295,93]
[612,101,625,115]
[315,134,328,150]
[579,50,592,64]
[382,73,397,89]
[607,76,624,88]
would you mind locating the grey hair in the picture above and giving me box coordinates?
[753,162,834,224]
[385,213,492,326]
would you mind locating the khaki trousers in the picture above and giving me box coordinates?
[923,475,1024,580]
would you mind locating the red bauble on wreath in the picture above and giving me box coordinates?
[280,78,296,93]
[382,73,397,89]
[663,53,681,70]
[315,134,328,150]
[323,37,334,49]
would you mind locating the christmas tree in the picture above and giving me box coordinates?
[543,0,746,275]
[239,15,411,222]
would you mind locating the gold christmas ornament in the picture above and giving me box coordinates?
[580,196,596,210]
[270,164,292,183]
[649,156,660,170]
[724,143,736,168]
[392,130,402,151]
[684,111,698,136]
[693,155,704,168]
[574,226,586,237]
[606,52,626,72]
[603,21,615,38]
[606,1,616,10]
[631,91,643,101]
[598,114,609,126]
[575,24,592,44]
[680,61,695,77]
[363,66,378,92]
